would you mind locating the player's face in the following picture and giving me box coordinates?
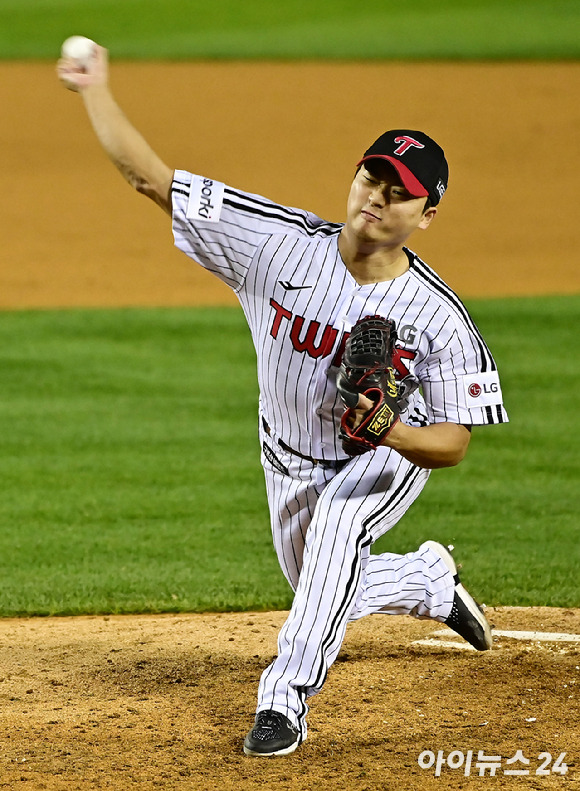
[344,161,436,247]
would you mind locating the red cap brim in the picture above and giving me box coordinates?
[357,155,429,198]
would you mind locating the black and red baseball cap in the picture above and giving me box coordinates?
[357,130,448,205]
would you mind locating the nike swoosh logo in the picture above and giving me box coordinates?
[279,281,313,291]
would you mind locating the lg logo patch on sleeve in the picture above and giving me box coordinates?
[463,372,503,406]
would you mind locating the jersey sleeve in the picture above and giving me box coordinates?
[171,170,332,292]
[418,313,509,426]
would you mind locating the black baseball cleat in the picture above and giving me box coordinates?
[243,710,301,757]
[423,541,493,651]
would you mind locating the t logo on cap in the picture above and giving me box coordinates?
[393,136,425,156]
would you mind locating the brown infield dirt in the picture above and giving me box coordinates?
[0,62,579,789]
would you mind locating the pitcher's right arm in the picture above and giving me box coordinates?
[57,44,174,214]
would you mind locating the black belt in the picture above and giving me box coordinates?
[262,417,349,470]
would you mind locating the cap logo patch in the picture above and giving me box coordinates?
[393,136,425,156]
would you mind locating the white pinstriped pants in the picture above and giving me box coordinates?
[257,426,456,740]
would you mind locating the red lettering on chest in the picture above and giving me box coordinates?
[289,316,338,359]
[268,300,417,373]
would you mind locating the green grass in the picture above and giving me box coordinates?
[0,296,578,616]
[0,307,289,615]
[0,0,578,60]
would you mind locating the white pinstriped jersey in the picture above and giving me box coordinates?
[171,171,508,461]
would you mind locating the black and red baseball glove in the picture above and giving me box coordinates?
[336,315,400,455]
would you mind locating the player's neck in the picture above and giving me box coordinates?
[338,235,410,285]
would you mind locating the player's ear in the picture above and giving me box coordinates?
[418,206,437,230]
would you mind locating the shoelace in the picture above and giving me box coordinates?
[256,711,287,733]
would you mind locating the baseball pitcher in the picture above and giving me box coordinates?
[58,45,508,758]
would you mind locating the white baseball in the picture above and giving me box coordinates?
[61,36,97,68]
